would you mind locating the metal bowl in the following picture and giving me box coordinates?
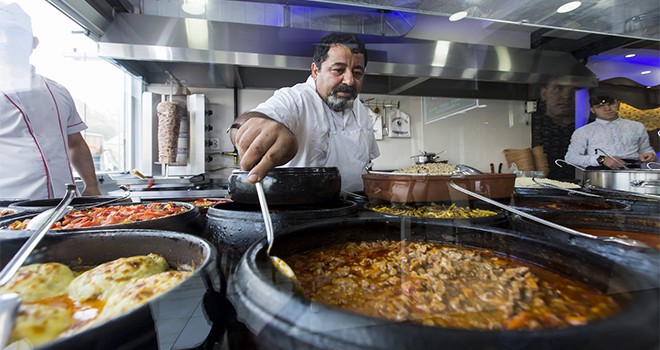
[228,167,341,205]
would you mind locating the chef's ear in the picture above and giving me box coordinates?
[32,36,39,50]
[311,62,319,79]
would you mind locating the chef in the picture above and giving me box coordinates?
[0,2,100,199]
[228,32,380,192]
[564,94,657,169]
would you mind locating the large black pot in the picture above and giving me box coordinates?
[0,229,225,350]
[228,218,658,350]
[202,200,357,275]
[0,198,27,207]
[509,211,660,251]
[0,201,202,235]
[510,194,631,215]
[9,196,132,213]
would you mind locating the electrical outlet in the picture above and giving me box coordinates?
[208,138,220,150]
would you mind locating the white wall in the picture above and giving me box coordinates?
[190,87,532,179]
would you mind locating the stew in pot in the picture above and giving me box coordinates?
[288,240,621,330]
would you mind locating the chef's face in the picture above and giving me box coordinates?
[0,25,34,69]
[591,100,620,121]
[312,45,365,112]
[540,81,577,118]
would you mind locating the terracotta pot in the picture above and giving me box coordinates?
[362,173,516,204]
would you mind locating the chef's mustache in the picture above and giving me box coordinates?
[330,85,357,98]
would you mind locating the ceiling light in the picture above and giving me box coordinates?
[625,53,636,58]
[556,1,581,13]
[449,11,468,22]
[641,70,651,75]
[182,0,206,15]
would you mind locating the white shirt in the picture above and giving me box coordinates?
[0,72,87,199]
[253,76,380,192]
[564,117,656,168]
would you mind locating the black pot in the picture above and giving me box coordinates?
[510,194,631,214]
[0,201,202,235]
[509,211,660,253]
[0,198,27,207]
[0,229,225,350]
[228,167,341,205]
[363,202,510,229]
[228,218,658,350]
[9,196,132,213]
[202,200,357,276]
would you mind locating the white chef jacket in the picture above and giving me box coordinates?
[565,117,656,168]
[0,72,87,199]
[253,76,380,192]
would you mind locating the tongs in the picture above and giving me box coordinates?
[448,179,648,249]
[0,184,76,348]
[531,177,603,198]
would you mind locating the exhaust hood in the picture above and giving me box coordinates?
[97,12,598,100]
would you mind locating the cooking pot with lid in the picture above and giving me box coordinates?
[228,217,658,350]
[410,151,447,164]
[583,168,660,195]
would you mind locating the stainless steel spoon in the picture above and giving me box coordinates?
[254,182,303,293]
[0,184,77,348]
[448,179,649,249]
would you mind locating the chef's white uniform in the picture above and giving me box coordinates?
[253,76,380,192]
[0,73,87,199]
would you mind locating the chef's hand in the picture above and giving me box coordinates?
[639,152,658,163]
[602,156,626,169]
[231,113,298,183]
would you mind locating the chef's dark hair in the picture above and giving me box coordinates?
[589,94,617,107]
[313,32,368,68]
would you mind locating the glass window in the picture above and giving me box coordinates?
[13,0,133,173]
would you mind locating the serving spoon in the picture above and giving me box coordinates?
[447,179,649,249]
[254,182,303,294]
[0,184,77,348]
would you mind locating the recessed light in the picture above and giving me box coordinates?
[625,53,636,58]
[641,70,651,75]
[449,11,468,22]
[557,1,581,13]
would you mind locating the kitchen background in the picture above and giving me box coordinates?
[9,0,659,194]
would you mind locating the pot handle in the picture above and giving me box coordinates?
[630,180,660,188]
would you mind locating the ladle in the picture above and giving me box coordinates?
[531,177,603,198]
[254,182,303,293]
[447,179,649,249]
[0,184,77,348]
[595,148,629,169]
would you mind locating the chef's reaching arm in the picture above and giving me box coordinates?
[68,132,101,196]
[229,111,298,183]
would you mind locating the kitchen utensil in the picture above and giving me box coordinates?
[556,159,660,196]
[454,164,484,175]
[490,163,495,173]
[531,177,603,198]
[0,184,76,349]
[448,179,648,248]
[498,163,503,173]
[254,182,303,293]
[229,167,341,205]
[595,148,629,169]
[411,151,446,164]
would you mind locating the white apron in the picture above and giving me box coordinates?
[323,111,372,192]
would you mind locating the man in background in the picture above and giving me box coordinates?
[531,76,578,180]
[0,2,100,199]
[565,94,657,169]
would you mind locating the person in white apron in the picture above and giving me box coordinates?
[0,2,100,199]
[228,32,380,192]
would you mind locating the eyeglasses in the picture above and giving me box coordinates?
[592,101,617,109]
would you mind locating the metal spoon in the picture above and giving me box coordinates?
[254,182,303,293]
[448,179,649,249]
[0,184,77,348]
